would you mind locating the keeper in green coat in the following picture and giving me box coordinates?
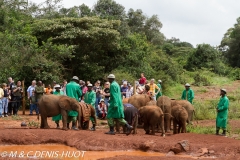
[66,76,82,130]
[52,84,64,129]
[156,80,162,100]
[181,83,194,104]
[105,74,133,135]
[216,89,229,136]
[84,83,96,131]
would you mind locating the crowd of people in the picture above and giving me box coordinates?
[0,72,229,136]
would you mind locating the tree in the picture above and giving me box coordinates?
[92,0,126,20]
[127,8,146,33]
[186,44,222,72]
[220,17,240,67]
[31,17,121,81]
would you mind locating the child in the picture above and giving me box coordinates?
[29,90,39,115]
[97,99,107,119]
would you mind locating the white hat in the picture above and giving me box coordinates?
[221,88,227,93]
[185,83,190,87]
[87,84,93,87]
[123,81,127,85]
[72,76,79,81]
[107,74,115,79]
[158,80,162,83]
[55,84,61,88]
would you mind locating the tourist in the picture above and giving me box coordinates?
[136,81,144,94]
[105,74,133,135]
[216,89,229,136]
[45,84,53,94]
[29,90,39,115]
[97,99,107,119]
[0,84,4,117]
[121,81,128,98]
[27,80,36,100]
[52,84,64,128]
[66,76,82,130]
[35,81,45,101]
[125,84,133,98]
[156,80,162,100]
[11,81,23,115]
[139,73,146,86]
[93,80,102,116]
[181,83,194,104]
[84,83,96,131]
[81,81,88,101]
[148,79,160,101]
[102,82,110,107]
[61,80,67,95]
[2,83,9,117]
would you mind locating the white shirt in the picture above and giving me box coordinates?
[126,87,133,98]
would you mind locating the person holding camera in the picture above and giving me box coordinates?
[11,81,23,115]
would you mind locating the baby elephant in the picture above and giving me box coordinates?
[138,105,165,137]
[171,104,188,134]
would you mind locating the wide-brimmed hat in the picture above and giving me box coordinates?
[55,84,61,88]
[99,99,105,103]
[185,83,190,87]
[107,74,115,79]
[87,83,93,87]
[158,80,162,83]
[221,88,227,93]
[72,76,79,81]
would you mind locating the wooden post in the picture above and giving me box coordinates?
[133,80,136,95]
[22,80,26,115]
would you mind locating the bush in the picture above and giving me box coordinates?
[110,69,137,85]
[193,73,211,86]
[229,68,240,80]
[193,100,217,120]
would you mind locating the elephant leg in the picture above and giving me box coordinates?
[150,124,155,135]
[61,109,68,130]
[173,119,177,134]
[177,122,181,134]
[143,123,149,134]
[165,115,171,133]
[40,115,44,128]
[160,116,165,137]
[41,114,49,129]
[182,121,187,133]
[132,114,138,134]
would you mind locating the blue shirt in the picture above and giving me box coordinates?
[27,85,36,97]
[121,86,128,97]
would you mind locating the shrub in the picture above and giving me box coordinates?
[193,72,211,86]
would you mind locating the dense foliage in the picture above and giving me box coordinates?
[0,0,239,87]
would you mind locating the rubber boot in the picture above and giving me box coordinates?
[105,126,115,135]
[72,122,79,130]
[56,122,60,129]
[67,123,70,129]
[221,130,226,136]
[90,124,96,131]
[216,129,219,135]
[125,123,133,136]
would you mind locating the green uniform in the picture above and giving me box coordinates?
[52,91,64,122]
[84,90,96,107]
[156,83,162,100]
[84,90,96,124]
[107,80,126,127]
[216,96,229,129]
[66,81,82,122]
[35,86,45,100]
[181,89,194,104]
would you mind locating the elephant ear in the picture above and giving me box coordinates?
[59,96,72,111]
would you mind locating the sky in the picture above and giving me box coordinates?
[30,0,240,47]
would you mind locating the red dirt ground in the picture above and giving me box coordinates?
[1,81,240,160]
[1,113,240,160]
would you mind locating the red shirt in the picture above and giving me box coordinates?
[139,77,146,85]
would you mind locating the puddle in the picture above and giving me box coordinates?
[0,144,196,159]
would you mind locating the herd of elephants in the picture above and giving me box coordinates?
[38,94,194,137]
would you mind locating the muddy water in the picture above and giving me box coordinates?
[0,144,193,160]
